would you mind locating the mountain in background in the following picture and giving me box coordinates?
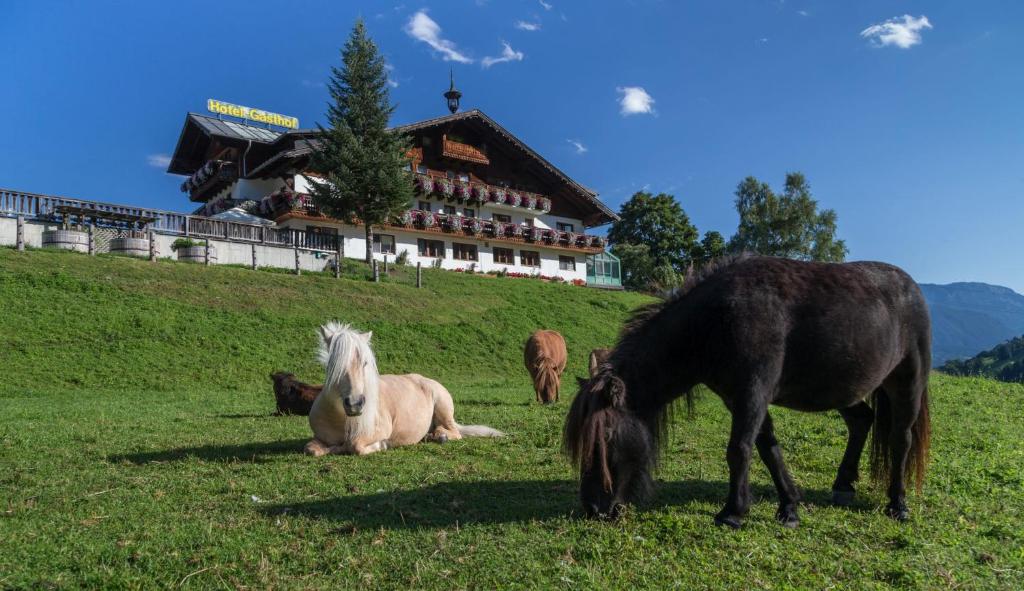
[919,282,1024,366]
[939,335,1024,382]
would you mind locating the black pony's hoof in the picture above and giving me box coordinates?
[436,433,448,444]
[831,489,856,507]
[886,504,910,522]
[714,512,743,529]
[776,507,800,528]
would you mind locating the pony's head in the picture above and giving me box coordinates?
[563,366,656,519]
[317,322,379,418]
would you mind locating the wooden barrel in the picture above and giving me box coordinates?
[176,245,210,264]
[109,237,149,258]
[41,229,89,253]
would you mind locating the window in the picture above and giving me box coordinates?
[453,243,478,261]
[416,164,428,174]
[418,239,445,258]
[463,208,475,218]
[524,218,535,228]
[373,234,396,255]
[418,201,432,212]
[559,256,576,271]
[557,222,575,233]
[520,250,540,267]
[493,247,514,264]
[446,170,456,179]
[443,205,457,216]
[457,173,470,182]
[492,213,511,223]
[305,225,337,249]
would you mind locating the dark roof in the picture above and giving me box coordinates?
[394,110,618,224]
[166,113,300,175]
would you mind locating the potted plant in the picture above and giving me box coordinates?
[172,237,210,263]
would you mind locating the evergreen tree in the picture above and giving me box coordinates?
[728,173,847,262]
[306,19,413,264]
[693,230,727,267]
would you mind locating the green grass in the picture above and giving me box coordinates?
[1,248,1022,589]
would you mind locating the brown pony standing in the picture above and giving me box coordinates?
[524,330,567,404]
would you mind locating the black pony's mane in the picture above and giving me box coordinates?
[619,253,750,347]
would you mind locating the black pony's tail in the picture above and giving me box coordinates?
[869,387,931,492]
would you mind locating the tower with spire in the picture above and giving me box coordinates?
[443,69,462,114]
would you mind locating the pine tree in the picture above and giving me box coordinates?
[306,19,413,265]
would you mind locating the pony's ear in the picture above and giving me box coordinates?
[318,325,333,347]
[361,331,373,342]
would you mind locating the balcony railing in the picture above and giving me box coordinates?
[391,209,605,250]
[412,174,552,214]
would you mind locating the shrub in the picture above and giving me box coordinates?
[395,249,409,265]
[170,238,207,252]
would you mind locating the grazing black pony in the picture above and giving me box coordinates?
[564,255,931,528]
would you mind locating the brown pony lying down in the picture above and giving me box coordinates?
[270,372,322,416]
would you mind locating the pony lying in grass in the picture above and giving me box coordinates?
[270,372,321,416]
[305,322,504,456]
[524,330,568,404]
[565,255,932,528]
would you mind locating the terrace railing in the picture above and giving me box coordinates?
[0,188,339,252]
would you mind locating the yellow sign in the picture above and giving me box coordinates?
[207,99,299,130]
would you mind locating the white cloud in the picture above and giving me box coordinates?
[482,42,524,68]
[797,10,809,17]
[147,154,171,168]
[539,0,553,10]
[405,10,473,63]
[861,15,932,49]
[616,86,655,116]
[567,139,587,154]
[515,20,541,31]
[384,64,399,88]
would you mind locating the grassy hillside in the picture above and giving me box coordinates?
[1,248,1023,590]
[921,282,1024,365]
[940,335,1024,383]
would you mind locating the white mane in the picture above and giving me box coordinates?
[317,321,380,440]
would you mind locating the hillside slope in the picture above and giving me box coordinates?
[920,282,1024,365]
[940,334,1024,382]
[1,248,1023,589]
[0,248,650,394]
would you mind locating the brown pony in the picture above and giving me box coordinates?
[524,330,568,404]
[270,372,321,416]
[589,348,611,377]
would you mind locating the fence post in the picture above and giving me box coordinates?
[88,223,95,256]
[184,216,190,237]
[16,215,25,251]
[251,243,257,271]
[373,260,379,282]
[148,230,156,262]
[204,240,211,266]
[294,244,301,276]
[334,239,342,279]
[383,255,388,274]
[416,262,422,288]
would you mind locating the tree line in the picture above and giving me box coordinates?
[608,173,848,291]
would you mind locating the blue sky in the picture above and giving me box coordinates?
[2,1,1021,291]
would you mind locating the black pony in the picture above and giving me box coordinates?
[564,255,931,528]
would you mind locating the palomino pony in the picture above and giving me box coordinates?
[305,323,503,456]
[524,330,568,404]
[565,255,932,528]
